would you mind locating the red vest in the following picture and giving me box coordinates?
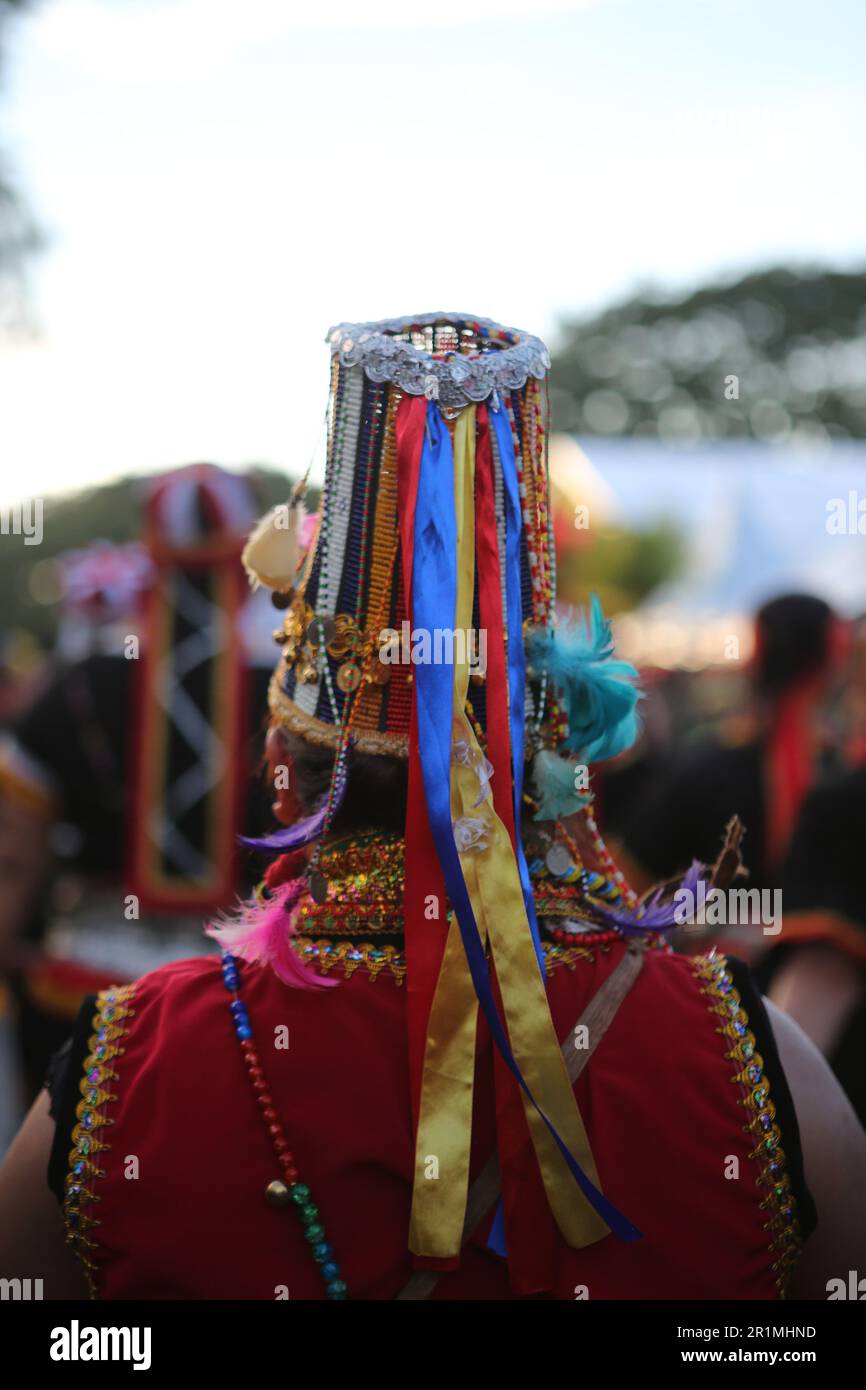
[65,943,802,1299]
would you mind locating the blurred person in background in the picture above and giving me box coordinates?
[618,595,850,917]
[0,464,278,1124]
[757,764,866,1128]
[590,668,673,844]
[840,616,866,765]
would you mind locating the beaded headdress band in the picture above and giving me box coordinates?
[239,313,643,1271]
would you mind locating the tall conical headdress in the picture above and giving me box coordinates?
[242,313,642,1266]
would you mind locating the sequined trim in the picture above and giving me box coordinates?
[282,828,631,938]
[295,831,404,936]
[543,940,612,971]
[327,314,551,411]
[693,953,801,1295]
[62,985,136,1297]
[291,935,609,983]
[294,938,407,984]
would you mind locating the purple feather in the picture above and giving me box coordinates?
[593,861,705,935]
[239,800,330,854]
[239,753,348,855]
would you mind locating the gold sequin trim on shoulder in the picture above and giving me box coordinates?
[62,984,136,1298]
[692,952,801,1296]
[293,938,407,984]
[290,934,610,984]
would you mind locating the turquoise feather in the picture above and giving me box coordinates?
[526,595,642,764]
[531,749,590,822]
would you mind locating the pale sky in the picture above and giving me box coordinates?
[1,0,864,501]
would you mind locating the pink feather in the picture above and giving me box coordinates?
[301,511,319,550]
[206,878,337,990]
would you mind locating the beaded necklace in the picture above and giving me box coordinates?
[220,950,348,1300]
[305,535,400,897]
[220,809,645,1299]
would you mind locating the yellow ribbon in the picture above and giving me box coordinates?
[409,408,609,1260]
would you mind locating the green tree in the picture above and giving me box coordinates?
[0,0,38,319]
[0,467,319,646]
[551,267,866,444]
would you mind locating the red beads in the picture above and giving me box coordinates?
[550,927,621,947]
[245,1072,299,1175]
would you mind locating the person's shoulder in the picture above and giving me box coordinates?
[785,762,866,891]
[798,762,866,822]
[130,952,223,991]
[764,998,866,1298]
[635,943,723,1001]
[87,955,236,1082]
[638,736,759,806]
[96,954,225,1026]
[548,940,713,1022]
[676,734,759,775]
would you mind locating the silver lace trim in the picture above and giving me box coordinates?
[326,312,551,409]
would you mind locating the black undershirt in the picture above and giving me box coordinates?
[727,958,817,1240]
[45,995,97,1203]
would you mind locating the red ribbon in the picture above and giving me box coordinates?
[396,395,451,1131]
[759,615,852,870]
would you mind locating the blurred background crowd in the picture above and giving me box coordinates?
[0,1,864,1152]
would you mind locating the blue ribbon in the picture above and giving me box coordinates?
[412,400,639,1245]
[489,396,546,980]
[486,395,545,1257]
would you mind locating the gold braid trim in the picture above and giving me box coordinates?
[293,937,407,985]
[692,953,802,1296]
[62,985,136,1298]
[268,669,409,757]
[291,934,611,984]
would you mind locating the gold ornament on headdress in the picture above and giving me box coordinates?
[241,480,308,594]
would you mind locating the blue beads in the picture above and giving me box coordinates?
[230,998,251,1038]
[224,950,347,1299]
[221,952,240,992]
